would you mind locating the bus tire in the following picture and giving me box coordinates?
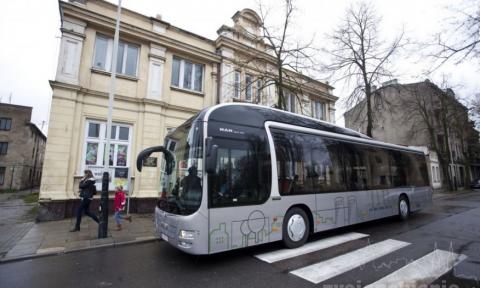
[283,207,309,249]
[398,195,410,221]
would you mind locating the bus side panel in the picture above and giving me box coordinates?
[409,186,433,212]
[208,195,316,254]
[314,190,377,232]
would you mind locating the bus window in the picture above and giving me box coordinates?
[208,136,271,207]
[312,138,346,193]
[273,131,310,195]
[272,130,317,195]
[159,121,203,215]
[271,129,346,195]
[367,147,392,189]
[389,150,408,187]
[342,142,370,191]
[404,153,429,186]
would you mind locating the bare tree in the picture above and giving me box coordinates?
[324,1,404,137]
[228,0,320,112]
[400,79,471,190]
[469,93,480,122]
[429,0,480,70]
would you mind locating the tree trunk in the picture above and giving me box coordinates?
[441,99,454,191]
[277,64,285,110]
[365,85,373,137]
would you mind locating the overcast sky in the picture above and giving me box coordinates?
[0,0,478,134]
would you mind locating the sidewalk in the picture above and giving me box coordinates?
[1,214,158,262]
[0,188,38,259]
[432,188,476,199]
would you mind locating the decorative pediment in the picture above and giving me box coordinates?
[231,8,262,37]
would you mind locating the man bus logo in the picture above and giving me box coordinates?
[219,128,234,133]
[219,127,245,135]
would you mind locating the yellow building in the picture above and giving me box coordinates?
[39,0,337,220]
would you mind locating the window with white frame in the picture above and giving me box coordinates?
[431,165,441,183]
[245,74,253,101]
[256,79,262,103]
[312,100,326,120]
[93,34,139,77]
[83,120,132,189]
[171,56,204,92]
[234,71,241,98]
[285,90,296,112]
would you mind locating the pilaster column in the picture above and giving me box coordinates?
[55,17,86,85]
[146,44,166,101]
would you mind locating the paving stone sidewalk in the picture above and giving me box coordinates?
[2,214,158,262]
[0,188,38,258]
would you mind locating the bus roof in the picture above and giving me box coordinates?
[203,103,369,138]
[190,103,424,155]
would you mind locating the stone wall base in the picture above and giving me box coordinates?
[37,197,157,222]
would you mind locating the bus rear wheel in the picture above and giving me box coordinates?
[283,207,309,249]
[398,195,410,221]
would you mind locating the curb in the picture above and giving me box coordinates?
[0,236,160,264]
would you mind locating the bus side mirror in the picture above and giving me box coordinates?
[205,137,218,174]
[136,146,175,175]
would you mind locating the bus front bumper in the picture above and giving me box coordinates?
[154,207,207,255]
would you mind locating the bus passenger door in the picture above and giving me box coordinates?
[206,128,275,254]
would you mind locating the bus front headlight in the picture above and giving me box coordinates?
[179,230,196,240]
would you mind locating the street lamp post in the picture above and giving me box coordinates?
[98,0,122,239]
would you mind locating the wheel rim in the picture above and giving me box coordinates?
[400,199,409,217]
[287,214,306,242]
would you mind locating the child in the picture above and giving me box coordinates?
[114,185,132,231]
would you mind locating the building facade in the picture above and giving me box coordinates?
[0,103,46,191]
[39,0,337,220]
[344,80,480,191]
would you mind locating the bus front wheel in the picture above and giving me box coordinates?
[283,207,309,249]
[398,195,410,221]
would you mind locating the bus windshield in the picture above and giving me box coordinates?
[159,121,203,215]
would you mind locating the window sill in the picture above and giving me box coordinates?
[91,68,138,82]
[232,98,254,103]
[170,86,204,97]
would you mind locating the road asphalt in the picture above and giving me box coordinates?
[0,190,479,288]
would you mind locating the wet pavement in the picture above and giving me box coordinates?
[0,190,479,288]
[0,188,158,261]
[1,213,157,261]
[0,189,37,258]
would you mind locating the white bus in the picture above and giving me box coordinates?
[137,103,432,255]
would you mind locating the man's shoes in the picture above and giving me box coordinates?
[69,228,80,232]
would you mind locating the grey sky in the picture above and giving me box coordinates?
[0,0,478,134]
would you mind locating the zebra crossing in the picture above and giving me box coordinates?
[254,232,467,286]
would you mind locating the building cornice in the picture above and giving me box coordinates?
[27,123,47,140]
[216,36,336,95]
[60,2,221,64]
[216,36,273,62]
[49,80,202,114]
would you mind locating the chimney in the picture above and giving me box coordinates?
[156,14,162,21]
